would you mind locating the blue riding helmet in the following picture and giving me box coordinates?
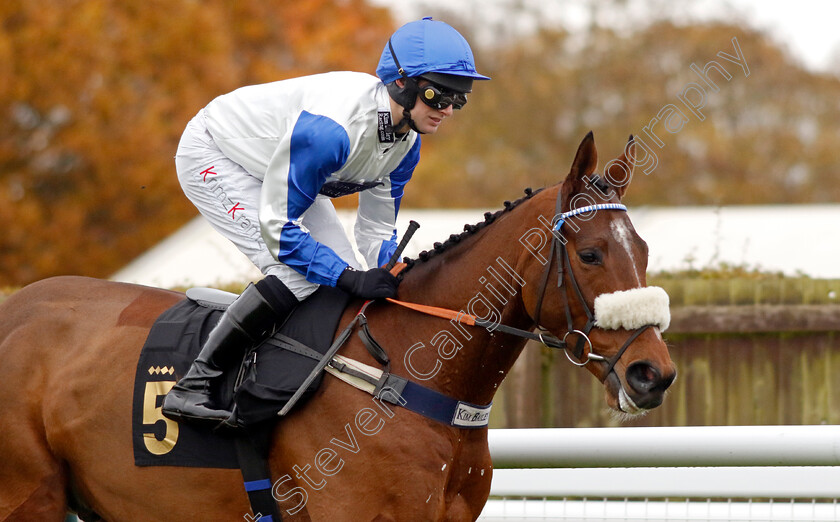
[377,17,489,132]
[377,17,490,87]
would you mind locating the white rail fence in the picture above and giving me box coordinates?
[480,426,840,521]
[66,426,840,521]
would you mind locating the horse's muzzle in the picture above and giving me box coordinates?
[623,360,676,410]
[605,361,676,413]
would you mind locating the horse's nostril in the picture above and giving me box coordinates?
[626,361,672,395]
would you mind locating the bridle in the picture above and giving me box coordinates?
[531,194,655,381]
[381,189,659,382]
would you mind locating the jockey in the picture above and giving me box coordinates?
[162,17,489,424]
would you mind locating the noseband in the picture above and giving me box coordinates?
[532,196,658,380]
[380,190,666,381]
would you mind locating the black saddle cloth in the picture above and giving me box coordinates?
[132,285,351,468]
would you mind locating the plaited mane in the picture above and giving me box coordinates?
[400,187,544,274]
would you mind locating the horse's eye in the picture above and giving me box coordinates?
[578,249,602,265]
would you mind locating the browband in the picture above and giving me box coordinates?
[553,203,628,231]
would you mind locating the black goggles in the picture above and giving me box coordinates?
[418,83,468,110]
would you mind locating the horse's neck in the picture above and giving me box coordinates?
[395,216,534,404]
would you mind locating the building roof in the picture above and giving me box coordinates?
[111,205,840,288]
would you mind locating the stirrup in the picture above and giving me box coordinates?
[215,405,246,433]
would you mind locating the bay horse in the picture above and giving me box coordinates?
[0,132,675,521]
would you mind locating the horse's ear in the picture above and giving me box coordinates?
[604,134,635,200]
[561,131,598,207]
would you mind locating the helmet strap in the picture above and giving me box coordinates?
[399,109,422,135]
[386,39,426,135]
[387,79,424,135]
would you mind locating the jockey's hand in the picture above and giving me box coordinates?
[336,267,400,299]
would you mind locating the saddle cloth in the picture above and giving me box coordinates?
[132,286,351,468]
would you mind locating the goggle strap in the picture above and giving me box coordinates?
[388,39,407,78]
[388,39,466,110]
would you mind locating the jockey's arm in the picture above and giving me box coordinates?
[355,138,419,268]
[260,112,351,287]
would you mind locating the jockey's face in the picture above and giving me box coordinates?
[391,79,456,135]
[411,79,456,134]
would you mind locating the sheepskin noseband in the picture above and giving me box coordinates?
[593,286,670,332]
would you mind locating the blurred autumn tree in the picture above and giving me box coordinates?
[4,0,840,287]
[0,0,392,286]
[409,13,840,209]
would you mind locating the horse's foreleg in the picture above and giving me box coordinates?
[0,418,68,521]
[1,474,68,522]
[0,451,68,521]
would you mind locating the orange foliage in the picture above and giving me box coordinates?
[408,19,840,209]
[0,0,393,286]
[4,1,840,288]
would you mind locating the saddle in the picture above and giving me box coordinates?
[131,285,351,469]
[130,280,493,520]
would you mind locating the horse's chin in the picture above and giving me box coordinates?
[604,372,648,419]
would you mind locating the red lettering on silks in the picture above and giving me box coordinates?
[200,166,218,182]
[228,202,244,219]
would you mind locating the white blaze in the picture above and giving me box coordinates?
[610,219,641,286]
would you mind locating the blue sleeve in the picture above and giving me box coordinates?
[375,136,420,267]
[275,111,351,286]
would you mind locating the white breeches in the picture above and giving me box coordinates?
[174,110,362,300]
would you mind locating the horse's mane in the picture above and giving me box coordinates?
[401,186,545,274]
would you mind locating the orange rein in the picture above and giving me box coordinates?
[383,260,479,327]
[384,298,478,326]
[382,261,566,350]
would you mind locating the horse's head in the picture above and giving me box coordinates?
[520,132,676,415]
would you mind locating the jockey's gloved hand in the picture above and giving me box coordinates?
[336,267,400,299]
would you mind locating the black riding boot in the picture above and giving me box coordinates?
[162,279,298,423]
